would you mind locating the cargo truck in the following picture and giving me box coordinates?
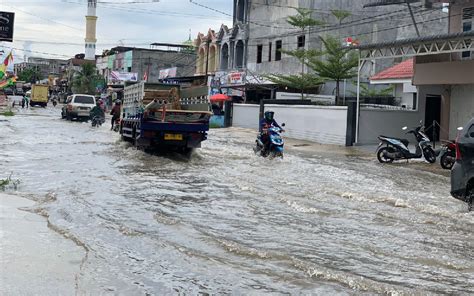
[30,84,49,107]
[120,82,212,154]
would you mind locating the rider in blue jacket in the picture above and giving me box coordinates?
[259,110,283,151]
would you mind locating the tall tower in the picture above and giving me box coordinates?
[85,0,98,60]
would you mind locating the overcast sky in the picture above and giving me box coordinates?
[1,0,232,64]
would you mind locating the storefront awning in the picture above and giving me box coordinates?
[210,93,231,102]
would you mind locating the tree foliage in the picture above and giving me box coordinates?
[331,10,351,24]
[72,63,100,95]
[350,83,395,97]
[265,73,325,93]
[306,35,359,104]
[287,8,325,29]
[266,9,325,99]
[17,68,42,83]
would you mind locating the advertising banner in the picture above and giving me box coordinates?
[109,71,138,82]
[159,67,177,79]
[0,12,14,42]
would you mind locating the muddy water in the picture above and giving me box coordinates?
[1,109,473,295]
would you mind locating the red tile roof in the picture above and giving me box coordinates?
[370,58,413,81]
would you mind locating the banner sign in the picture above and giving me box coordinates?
[109,71,138,82]
[0,11,14,42]
[159,67,177,79]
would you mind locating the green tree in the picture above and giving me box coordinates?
[350,83,395,97]
[265,8,325,99]
[306,35,359,105]
[331,10,351,25]
[17,68,42,83]
[72,63,100,95]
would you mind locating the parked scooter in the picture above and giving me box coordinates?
[91,116,105,127]
[376,122,437,163]
[254,123,285,158]
[436,140,456,170]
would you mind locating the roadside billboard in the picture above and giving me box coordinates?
[159,67,177,79]
[0,11,15,42]
[109,71,138,83]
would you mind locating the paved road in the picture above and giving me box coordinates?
[0,108,472,295]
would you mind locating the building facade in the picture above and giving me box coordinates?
[14,57,69,81]
[241,0,447,99]
[413,0,474,139]
[195,29,220,75]
[96,46,196,85]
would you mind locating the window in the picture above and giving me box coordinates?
[297,35,305,48]
[257,45,263,64]
[73,95,95,104]
[127,67,132,72]
[467,125,474,138]
[275,40,282,61]
[462,7,474,58]
[268,42,272,62]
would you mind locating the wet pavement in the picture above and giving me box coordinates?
[0,107,473,295]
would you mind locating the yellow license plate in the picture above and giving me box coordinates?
[164,133,183,140]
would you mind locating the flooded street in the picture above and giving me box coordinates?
[1,108,473,295]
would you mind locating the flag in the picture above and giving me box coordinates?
[0,76,16,90]
[0,51,14,79]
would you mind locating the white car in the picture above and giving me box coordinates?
[64,94,96,121]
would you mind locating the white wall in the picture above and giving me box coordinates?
[396,84,416,110]
[232,104,260,129]
[232,103,348,145]
[358,109,423,144]
[449,84,474,139]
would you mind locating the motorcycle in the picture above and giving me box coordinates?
[254,123,285,158]
[376,123,436,164]
[91,116,105,127]
[437,140,456,170]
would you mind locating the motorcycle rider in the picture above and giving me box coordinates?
[259,110,283,152]
[90,101,105,123]
[110,100,121,130]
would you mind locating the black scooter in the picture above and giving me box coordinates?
[376,123,436,163]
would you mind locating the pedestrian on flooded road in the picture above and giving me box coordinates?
[110,100,121,130]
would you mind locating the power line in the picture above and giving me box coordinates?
[60,0,232,20]
[246,7,445,46]
[189,0,294,30]
[3,3,84,32]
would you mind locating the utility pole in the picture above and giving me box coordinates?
[406,1,421,37]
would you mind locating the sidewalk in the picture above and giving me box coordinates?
[0,193,84,295]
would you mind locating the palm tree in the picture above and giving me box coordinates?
[72,63,99,94]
